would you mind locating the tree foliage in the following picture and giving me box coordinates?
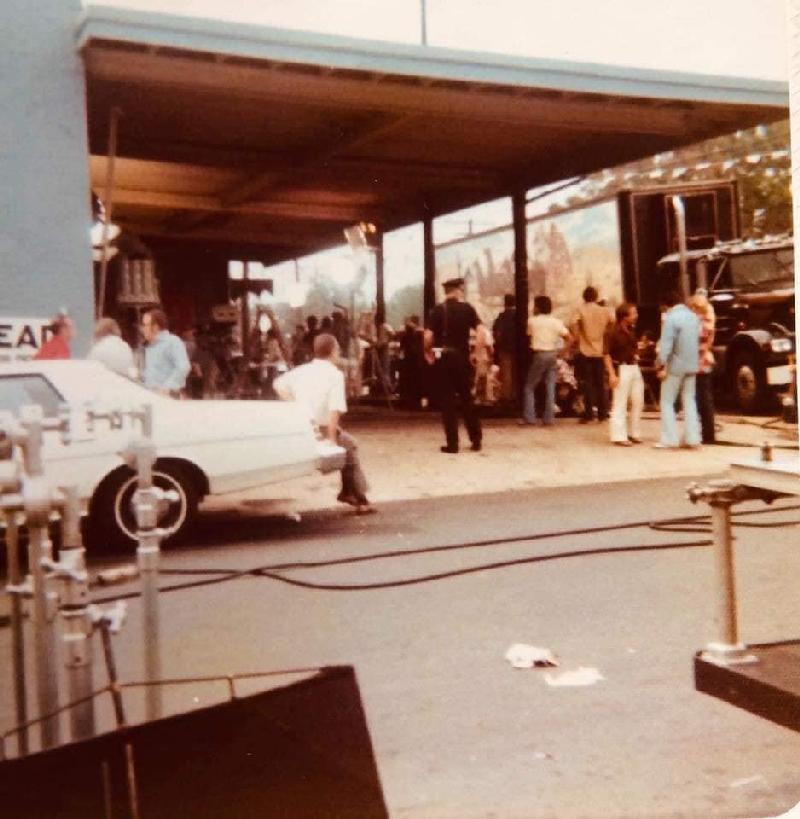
[556,120,791,237]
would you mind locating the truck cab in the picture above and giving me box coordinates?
[655,237,796,412]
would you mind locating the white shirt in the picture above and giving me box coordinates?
[273,358,347,427]
[87,335,136,377]
[527,314,569,351]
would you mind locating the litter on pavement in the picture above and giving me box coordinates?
[729,775,765,789]
[504,643,559,669]
[543,666,604,687]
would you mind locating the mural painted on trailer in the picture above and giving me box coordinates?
[527,199,624,322]
[434,200,624,326]
[434,227,515,326]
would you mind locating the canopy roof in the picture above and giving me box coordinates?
[78,5,788,263]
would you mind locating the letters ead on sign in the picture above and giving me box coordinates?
[0,318,52,361]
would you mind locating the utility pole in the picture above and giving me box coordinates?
[420,0,427,45]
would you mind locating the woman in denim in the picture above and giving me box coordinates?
[688,291,716,444]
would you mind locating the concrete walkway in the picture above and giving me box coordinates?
[205,409,799,515]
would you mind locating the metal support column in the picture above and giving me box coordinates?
[423,216,436,321]
[138,406,162,721]
[129,405,165,721]
[375,235,386,327]
[58,485,95,740]
[19,406,61,749]
[4,512,28,755]
[241,260,251,368]
[512,191,529,406]
[687,479,769,665]
[708,498,739,649]
[97,106,121,319]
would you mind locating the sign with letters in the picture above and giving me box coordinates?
[0,317,52,361]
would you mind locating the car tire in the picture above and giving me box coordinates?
[731,350,766,413]
[88,462,199,553]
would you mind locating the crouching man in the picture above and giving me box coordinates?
[274,333,375,515]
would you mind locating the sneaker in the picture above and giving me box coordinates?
[470,441,482,452]
[337,492,359,506]
[440,445,459,454]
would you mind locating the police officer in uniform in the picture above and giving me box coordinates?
[425,277,483,453]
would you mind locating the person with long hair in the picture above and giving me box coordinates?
[688,290,717,444]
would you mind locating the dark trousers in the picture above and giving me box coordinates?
[579,355,608,420]
[435,350,481,450]
[695,372,716,444]
[321,427,369,503]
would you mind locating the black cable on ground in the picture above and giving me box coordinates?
[254,539,714,592]
[88,503,800,604]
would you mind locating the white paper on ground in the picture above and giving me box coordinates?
[504,643,559,669]
[728,774,765,789]
[543,666,604,687]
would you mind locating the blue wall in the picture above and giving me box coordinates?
[0,0,94,354]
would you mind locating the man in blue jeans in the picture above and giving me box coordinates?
[656,289,702,449]
[521,295,571,426]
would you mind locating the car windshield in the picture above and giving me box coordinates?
[0,374,64,418]
[728,249,794,288]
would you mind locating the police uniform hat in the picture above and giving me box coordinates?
[442,277,465,293]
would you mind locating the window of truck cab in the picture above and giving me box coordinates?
[728,249,794,289]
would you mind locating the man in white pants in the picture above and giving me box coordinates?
[604,303,644,447]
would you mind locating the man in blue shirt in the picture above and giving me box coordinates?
[141,308,191,396]
[656,290,701,449]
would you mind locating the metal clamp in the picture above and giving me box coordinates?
[89,601,128,635]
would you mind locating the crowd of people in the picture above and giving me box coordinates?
[422,277,717,454]
[31,280,718,512]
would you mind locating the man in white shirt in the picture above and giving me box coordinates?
[274,333,374,514]
[521,295,571,425]
[87,317,135,377]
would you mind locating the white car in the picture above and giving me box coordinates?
[0,360,345,551]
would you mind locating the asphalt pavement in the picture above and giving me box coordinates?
[3,475,799,818]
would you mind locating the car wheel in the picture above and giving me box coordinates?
[731,351,766,413]
[89,463,199,553]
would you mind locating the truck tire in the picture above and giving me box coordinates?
[730,350,766,413]
[87,463,199,553]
